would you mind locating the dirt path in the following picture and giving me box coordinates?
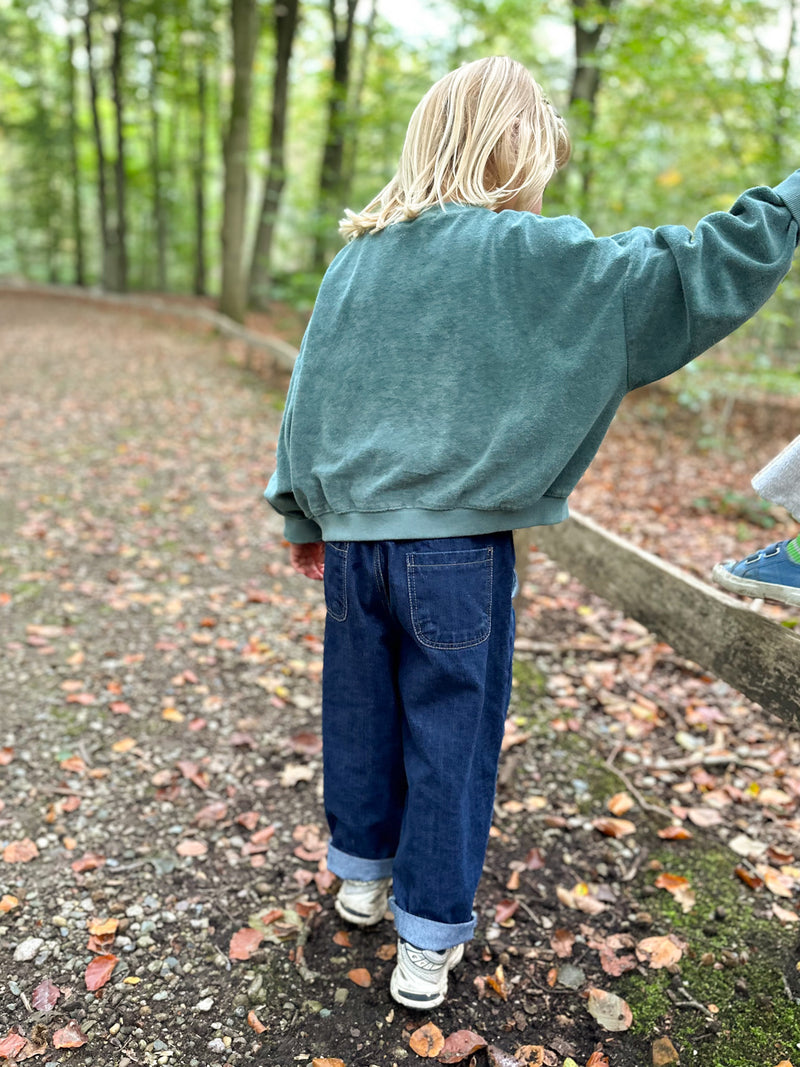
[2,293,799,1067]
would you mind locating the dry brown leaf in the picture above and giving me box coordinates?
[550,928,575,958]
[437,1029,488,1063]
[592,817,636,838]
[0,894,20,912]
[557,883,606,915]
[312,1059,347,1067]
[685,807,723,828]
[195,801,228,826]
[70,851,105,873]
[229,927,263,960]
[486,1045,524,1067]
[0,1031,27,1059]
[514,1046,557,1067]
[657,825,693,841]
[759,865,795,899]
[586,1050,611,1067]
[348,968,372,987]
[85,953,119,991]
[333,930,352,947]
[376,942,397,960]
[585,986,633,1031]
[635,935,686,969]
[495,899,519,924]
[486,964,509,1001]
[87,916,118,938]
[52,1020,88,1048]
[734,864,764,890]
[525,847,546,870]
[247,1010,267,1034]
[773,904,800,924]
[654,872,695,912]
[3,838,39,863]
[409,1022,445,1057]
[607,791,634,815]
[651,1036,680,1065]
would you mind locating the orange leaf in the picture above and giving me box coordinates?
[312,1059,347,1067]
[375,942,397,960]
[437,1029,488,1063]
[3,838,39,863]
[0,1031,26,1059]
[85,953,119,991]
[0,894,20,912]
[657,825,693,841]
[52,1020,88,1048]
[734,865,764,891]
[70,851,105,873]
[636,934,686,969]
[230,927,263,961]
[0,747,14,765]
[235,810,260,831]
[176,838,208,857]
[348,968,372,987]
[586,1050,611,1067]
[88,916,118,937]
[247,1010,267,1034]
[592,817,636,838]
[654,872,695,912]
[486,964,509,1001]
[409,1022,445,1057]
[495,899,519,924]
[333,930,352,947]
[607,792,634,816]
[506,869,521,891]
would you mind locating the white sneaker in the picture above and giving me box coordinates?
[335,877,392,926]
[390,938,465,1009]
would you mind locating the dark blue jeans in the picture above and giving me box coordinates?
[322,532,516,950]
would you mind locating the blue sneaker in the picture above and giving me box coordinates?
[712,537,800,607]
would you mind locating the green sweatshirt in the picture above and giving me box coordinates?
[266,174,800,544]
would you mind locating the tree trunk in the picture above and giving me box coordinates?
[84,5,112,288]
[341,0,377,206]
[311,0,358,274]
[569,0,618,212]
[249,0,300,308]
[220,0,259,323]
[66,27,85,286]
[110,0,127,292]
[194,52,208,296]
[149,15,167,290]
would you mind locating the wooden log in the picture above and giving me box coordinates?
[530,511,800,726]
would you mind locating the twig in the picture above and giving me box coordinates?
[603,743,674,820]
[668,983,716,1019]
[621,846,649,883]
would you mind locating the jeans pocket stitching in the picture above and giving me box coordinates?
[407,549,493,650]
[325,542,349,622]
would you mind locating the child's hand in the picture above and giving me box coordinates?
[289,541,325,580]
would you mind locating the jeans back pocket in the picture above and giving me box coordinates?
[407,546,492,650]
[324,542,349,621]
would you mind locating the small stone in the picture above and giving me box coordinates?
[207,1038,226,1054]
[195,996,214,1012]
[14,937,44,961]
[52,916,68,927]
[334,987,349,1005]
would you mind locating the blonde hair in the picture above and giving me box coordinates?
[340,56,570,240]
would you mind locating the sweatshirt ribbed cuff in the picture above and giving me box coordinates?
[774,170,800,229]
[283,515,323,544]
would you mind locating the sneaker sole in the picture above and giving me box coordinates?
[712,563,800,608]
[390,943,464,1010]
[334,897,388,927]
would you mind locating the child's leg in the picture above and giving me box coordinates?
[322,541,407,881]
[751,434,800,520]
[385,531,516,951]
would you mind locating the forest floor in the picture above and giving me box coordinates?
[1,290,800,1067]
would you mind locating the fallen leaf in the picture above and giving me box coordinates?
[636,935,686,969]
[685,807,723,828]
[486,1045,524,1067]
[235,810,260,831]
[651,1036,680,1065]
[557,883,606,915]
[348,968,372,987]
[247,1010,267,1034]
[87,916,118,938]
[230,927,263,960]
[290,731,323,755]
[111,736,137,753]
[52,1020,88,1048]
[70,852,105,873]
[607,791,634,816]
[592,817,636,838]
[515,1047,556,1067]
[0,894,20,912]
[759,865,795,898]
[486,964,509,1000]
[657,825,693,841]
[409,1022,445,1057]
[437,1029,488,1063]
[176,759,208,790]
[506,869,521,891]
[333,930,352,947]
[586,1051,610,1067]
[551,928,575,958]
[312,1060,346,1067]
[734,865,764,890]
[85,953,119,991]
[586,986,633,1031]
[495,899,519,924]
[31,978,61,1012]
[0,1031,26,1059]
[195,801,228,826]
[773,904,799,924]
[0,747,14,765]
[654,872,695,912]
[525,847,546,870]
[3,838,39,863]
[376,942,397,960]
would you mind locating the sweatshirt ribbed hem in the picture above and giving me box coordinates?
[315,499,569,542]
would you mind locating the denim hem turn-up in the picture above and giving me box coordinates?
[321,532,516,951]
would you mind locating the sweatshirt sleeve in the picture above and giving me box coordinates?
[619,171,800,390]
[264,365,323,545]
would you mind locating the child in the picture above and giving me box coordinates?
[713,434,800,607]
[265,56,800,1008]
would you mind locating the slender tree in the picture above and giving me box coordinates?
[312,0,358,273]
[109,0,128,291]
[149,12,167,290]
[66,17,85,286]
[84,3,112,287]
[249,0,301,308]
[220,0,259,322]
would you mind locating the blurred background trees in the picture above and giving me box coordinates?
[0,0,797,370]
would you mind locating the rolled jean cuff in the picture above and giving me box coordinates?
[389,895,477,951]
[327,843,394,880]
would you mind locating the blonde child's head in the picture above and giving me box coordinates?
[340,56,570,240]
